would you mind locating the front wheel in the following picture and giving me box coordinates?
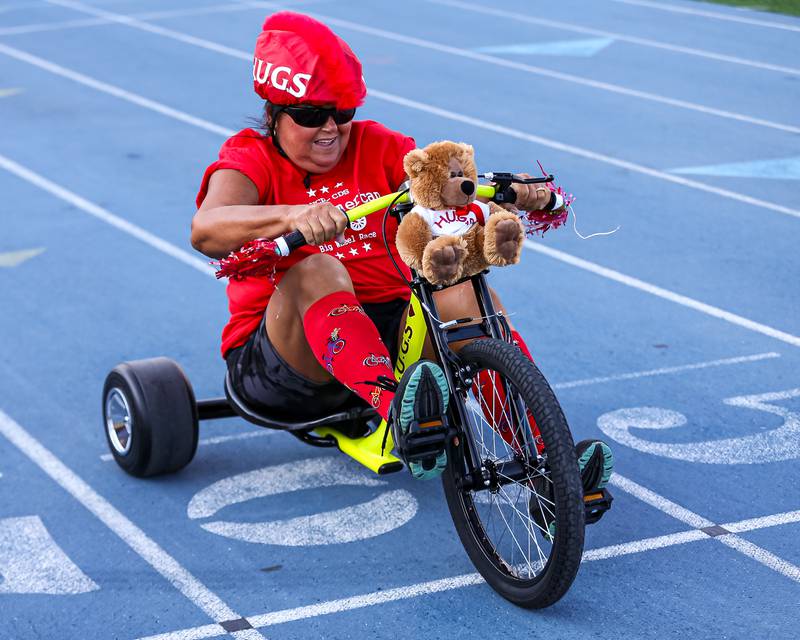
[442,338,584,608]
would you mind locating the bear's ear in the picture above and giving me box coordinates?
[403,149,429,178]
[456,143,475,164]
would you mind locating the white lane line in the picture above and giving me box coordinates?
[553,352,781,389]
[581,529,708,561]
[0,3,256,36]
[0,42,234,138]
[0,153,216,277]
[2,42,798,351]
[249,2,800,136]
[370,90,800,220]
[524,241,800,349]
[0,409,265,640]
[100,430,278,462]
[724,509,800,533]
[610,474,714,528]
[611,473,800,583]
[50,0,800,136]
[98,352,780,462]
[47,0,257,59]
[716,535,800,582]
[6,5,800,222]
[608,0,800,33]
[137,504,800,640]
[431,0,800,76]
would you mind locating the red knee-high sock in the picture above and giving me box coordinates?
[303,291,395,420]
[473,330,544,454]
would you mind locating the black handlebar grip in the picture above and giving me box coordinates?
[492,186,518,205]
[284,229,307,251]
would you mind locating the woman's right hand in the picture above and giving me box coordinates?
[287,203,349,245]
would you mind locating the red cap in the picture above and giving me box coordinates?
[252,12,367,109]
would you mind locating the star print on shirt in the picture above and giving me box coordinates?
[320,186,329,194]
[362,242,372,251]
[334,182,344,188]
[349,247,359,256]
[335,252,345,259]
[307,188,316,197]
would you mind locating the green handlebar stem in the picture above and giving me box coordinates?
[345,184,497,224]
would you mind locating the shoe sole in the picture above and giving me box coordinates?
[396,362,449,480]
[577,441,614,492]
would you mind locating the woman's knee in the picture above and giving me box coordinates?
[282,253,354,311]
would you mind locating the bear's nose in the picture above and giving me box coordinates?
[461,180,475,196]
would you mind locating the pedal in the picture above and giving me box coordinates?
[400,419,448,467]
[584,487,613,525]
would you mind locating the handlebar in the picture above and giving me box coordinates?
[274,176,565,257]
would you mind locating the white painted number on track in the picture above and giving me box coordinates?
[598,388,800,464]
[187,457,417,546]
[0,515,98,594]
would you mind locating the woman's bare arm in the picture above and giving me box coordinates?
[191,169,346,259]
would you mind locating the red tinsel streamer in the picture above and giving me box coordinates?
[212,238,281,281]
[521,162,574,237]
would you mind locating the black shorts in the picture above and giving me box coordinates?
[225,298,408,421]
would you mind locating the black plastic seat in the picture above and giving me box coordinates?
[223,371,378,432]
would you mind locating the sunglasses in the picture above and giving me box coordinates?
[276,105,357,128]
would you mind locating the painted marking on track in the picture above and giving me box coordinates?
[598,388,800,463]
[610,473,800,583]
[7,1,800,218]
[432,0,800,76]
[523,241,800,348]
[188,457,417,546]
[0,515,98,594]
[43,0,800,137]
[137,505,800,640]
[0,247,44,267]
[553,352,780,389]
[4,147,797,372]
[608,0,800,33]
[475,38,615,57]
[371,89,800,217]
[101,429,277,462]
[0,87,23,98]
[2,17,798,349]
[670,156,800,180]
[98,354,780,461]
[0,409,265,640]
[0,154,216,277]
[285,4,800,135]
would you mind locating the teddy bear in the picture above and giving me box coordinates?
[395,140,525,286]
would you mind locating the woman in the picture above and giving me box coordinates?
[192,11,612,488]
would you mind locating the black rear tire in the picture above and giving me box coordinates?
[442,338,584,608]
[102,357,199,477]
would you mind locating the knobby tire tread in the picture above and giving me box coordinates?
[443,338,585,608]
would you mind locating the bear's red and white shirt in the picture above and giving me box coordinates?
[411,201,490,237]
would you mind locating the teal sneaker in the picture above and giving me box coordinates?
[389,360,450,480]
[529,439,615,539]
[575,439,614,493]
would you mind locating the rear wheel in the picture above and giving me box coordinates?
[102,357,199,477]
[442,338,584,608]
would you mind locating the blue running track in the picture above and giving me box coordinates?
[1,0,798,638]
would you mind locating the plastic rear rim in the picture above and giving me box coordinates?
[105,387,133,455]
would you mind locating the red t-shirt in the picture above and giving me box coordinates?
[196,121,415,357]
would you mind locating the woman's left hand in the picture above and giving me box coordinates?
[510,173,552,211]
